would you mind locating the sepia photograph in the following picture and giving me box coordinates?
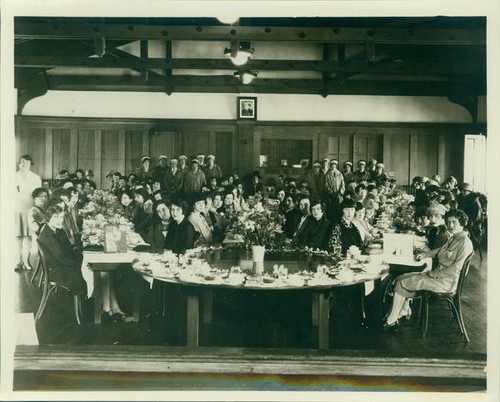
[238,96,257,120]
[1,1,499,401]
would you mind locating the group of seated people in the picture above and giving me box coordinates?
[25,154,486,329]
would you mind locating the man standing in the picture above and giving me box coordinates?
[178,155,189,176]
[342,161,356,185]
[203,154,223,180]
[354,160,370,184]
[153,155,169,185]
[366,158,378,183]
[305,162,321,199]
[16,154,42,270]
[316,157,330,202]
[324,159,345,223]
[164,158,184,198]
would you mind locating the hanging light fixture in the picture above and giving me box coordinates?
[224,41,254,66]
[216,15,239,25]
[234,70,258,85]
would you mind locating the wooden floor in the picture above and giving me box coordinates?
[12,246,488,391]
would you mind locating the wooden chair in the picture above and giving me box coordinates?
[420,252,474,342]
[34,244,82,325]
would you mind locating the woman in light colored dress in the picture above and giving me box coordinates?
[16,154,42,270]
[383,209,473,330]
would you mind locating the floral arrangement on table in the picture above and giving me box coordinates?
[376,188,417,233]
[226,206,284,248]
[79,190,132,247]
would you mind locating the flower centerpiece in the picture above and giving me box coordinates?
[79,190,132,249]
[227,206,284,275]
[385,189,417,233]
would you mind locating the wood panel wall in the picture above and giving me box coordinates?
[15,116,483,187]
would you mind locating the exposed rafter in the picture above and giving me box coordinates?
[15,23,485,45]
[15,74,484,97]
[14,17,486,100]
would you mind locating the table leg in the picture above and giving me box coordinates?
[318,291,330,350]
[186,290,200,347]
[202,289,213,324]
[132,276,140,322]
[93,271,102,324]
[311,292,319,326]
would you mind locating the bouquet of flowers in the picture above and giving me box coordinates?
[383,189,416,233]
[227,206,284,247]
[79,190,132,246]
[79,190,124,219]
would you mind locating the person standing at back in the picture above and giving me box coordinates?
[203,155,223,181]
[16,154,42,271]
[153,155,169,186]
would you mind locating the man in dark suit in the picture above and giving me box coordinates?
[37,205,86,296]
[164,158,184,197]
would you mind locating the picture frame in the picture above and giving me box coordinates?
[300,159,310,168]
[237,96,257,120]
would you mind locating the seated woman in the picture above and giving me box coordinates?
[188,193,214,246]
[363,198,378,226]
[145,200,172,252]
[282,194,302,239]
[164,199,198,254]
[293,200,331,250]
[383,209,473,330]
[27,187,49,270]
[120,189,136,222]
[352,201,378,244]
[427,203,450,250]
[209,191,229,243]
[414,206,430,237]
[132,188,153,239]
[37,205,87,297]
[328,197,363,256]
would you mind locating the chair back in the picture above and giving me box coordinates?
[455,252,474,298]
[34,241,51,323]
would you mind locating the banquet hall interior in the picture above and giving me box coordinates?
[9,15,489,392]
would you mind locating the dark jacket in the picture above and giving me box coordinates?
[164,168,184,195]
[294,214,332,250]
[37,224,86,295]
[164,217,198,254]
[283,208,302,239]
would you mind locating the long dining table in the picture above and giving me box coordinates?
[131,248,392,349]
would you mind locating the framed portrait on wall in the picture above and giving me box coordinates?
[237,96,257,120]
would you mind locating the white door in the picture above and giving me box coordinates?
[464,134,487,194]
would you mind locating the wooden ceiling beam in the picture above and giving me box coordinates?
[15,56,484,75]
[15,23,485,45]
[16,74,484,96]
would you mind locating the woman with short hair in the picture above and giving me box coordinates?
[384,209,473,330]
[164,199,197,254]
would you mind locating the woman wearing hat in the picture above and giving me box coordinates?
[426,203,450,251]
[183,159,207,200]
[328,197,363,256]
[16,154,42,270]
[136,156,153,181]
[202,155,223,180]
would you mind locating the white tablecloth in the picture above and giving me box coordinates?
[81,251,140,298]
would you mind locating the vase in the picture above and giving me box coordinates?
[251,245,266,276]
